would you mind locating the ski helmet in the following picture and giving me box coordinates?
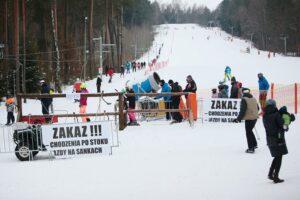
[80,83,87,89]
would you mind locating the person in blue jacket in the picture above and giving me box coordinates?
[224,66,232,81]
[155,79,172,120]
[126,61,131,74]
[258,73,270,113]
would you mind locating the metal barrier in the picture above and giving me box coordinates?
[0,123,33,154]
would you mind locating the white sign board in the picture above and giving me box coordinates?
[203,98,241,123]
[42,121,113,159]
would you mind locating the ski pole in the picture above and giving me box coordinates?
[254,126,260,140]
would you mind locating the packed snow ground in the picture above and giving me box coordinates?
[1,24,300,200]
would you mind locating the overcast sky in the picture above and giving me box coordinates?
[149,0,223,11]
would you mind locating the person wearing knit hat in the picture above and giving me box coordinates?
[258,73,270,114]
[263,99,289,183]
[79,83,89,122]
[230,76,239,98]
[233,87,259,153]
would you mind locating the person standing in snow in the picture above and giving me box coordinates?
[211,88,218,98]
[126,61,131,74]
[125,86,139,126]
[5,95,15,125]
[155,80,172,120]
[262,99,293,183]
[183,75,197,93]
[96,74,102,93]
[120,64,125,78]
[233,88,259,153]
[79,83,89,122]
[108,67,114,83]
[219,80,229,97]
[40,80,51,115]
[168,79,183,123]
[217,85,228,98]
[224,66,232,81]
[258,73,270,113]
[230,76,241,98]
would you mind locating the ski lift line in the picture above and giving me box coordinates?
[3,46,85,57]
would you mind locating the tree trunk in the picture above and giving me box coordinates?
[3,0,9,91]
[51,0,61,92]
[88,0,94,78]
[22,0,26,94]
[13,0,20,95]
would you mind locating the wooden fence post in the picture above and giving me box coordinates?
[118,93,126,131]
[295,83,298,114]
[16,94,22,122]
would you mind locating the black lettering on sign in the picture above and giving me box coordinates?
[211,100,216,109]
[98,125,102,136]
[66,127,73,138]
[74,126,81,137]
[221,118,227,122]
[227,101,232,109]
[90,125,94,136]
[216,101,221,109]
[233,101,238,109]
[82,126,87,137]
[59,127,66,138]
[94,125,98,136]
[68,149,76,155]
[54,150,66,156]
[222,101,227,109]
[53,128,58,139]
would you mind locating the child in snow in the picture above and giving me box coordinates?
[5,96,15,125]
[224,66,232,81]
[125,86,139,126]
[211,88,218,98]
[79,83,89,122]
[278,106,295,131]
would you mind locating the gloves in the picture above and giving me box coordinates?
[233,118,241,123]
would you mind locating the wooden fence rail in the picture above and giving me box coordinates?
[16,92,193,130]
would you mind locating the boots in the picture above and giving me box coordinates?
[273,177,284,183]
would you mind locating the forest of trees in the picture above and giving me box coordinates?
[0,0,299,98]
[0,0,157,97]
[215,0,300,54]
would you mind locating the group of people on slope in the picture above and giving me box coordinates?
[228,81,295,185]
[212,70,270,114]
[124,75,197,125]
[233,87,295,183]
[211,66,296,184]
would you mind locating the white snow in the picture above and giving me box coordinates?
[1,24,300,200]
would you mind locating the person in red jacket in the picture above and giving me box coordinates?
[108,67,114,83]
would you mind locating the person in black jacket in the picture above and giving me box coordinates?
[125,86,139,126]
[230,76,239,98]
[96,75,102,93]
[40,80,51,115]
[263,99,287,183]
[168,79,183,123]
[183,75,197,93]
[233,88,259,153]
